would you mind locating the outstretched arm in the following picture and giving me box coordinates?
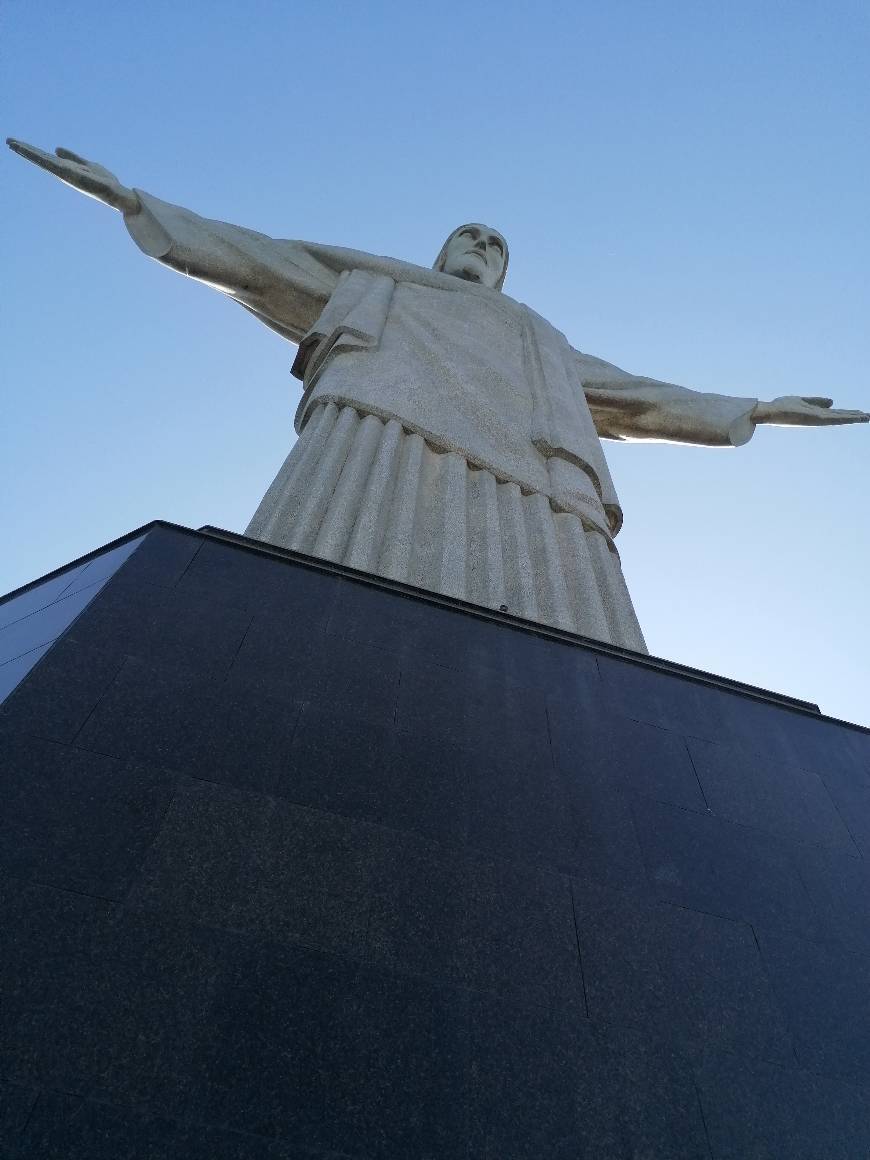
[574,350,868,446]
[6,138,340,342]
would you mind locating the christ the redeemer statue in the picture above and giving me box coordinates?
[9,140,868,652]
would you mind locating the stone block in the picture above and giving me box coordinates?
[0,884,219,1114]
[230,624,402,720]
[396,656,551,768]
[759,929,870,1083]
[633,797,819,938]
[549,698,707,812]
[76,658,303,793]
[114,525,203,588]
[696,1052,870,1159]
[0,634,127,744]
[0,564,92,631]
[0,730,176,898]
[67,578,252,679]
[190,940,356,1146]
[688,735,857,852]
[128,779,376,959]
[468,996,709,1159]
[177,538,341,624]
[0,644,53,709]
[0,1080,37,1155]
[597,653,731,740]
[795,846,870,956]
[573,879,794,1064]
[465,735,573,871]
[317,966,468,1159]
[366,840,583,1009]
[816,764,870,857]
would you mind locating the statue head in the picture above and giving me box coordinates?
[434,223,509,290]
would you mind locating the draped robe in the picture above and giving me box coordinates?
[124,193,760,651]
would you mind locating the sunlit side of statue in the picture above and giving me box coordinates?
[8,139,868,651]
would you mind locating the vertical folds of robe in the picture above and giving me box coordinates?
[247,403,647,652]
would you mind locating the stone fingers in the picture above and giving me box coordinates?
[55,147,91,165]
[7,138,70,175]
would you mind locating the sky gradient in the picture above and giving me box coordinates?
[3,0,868,723]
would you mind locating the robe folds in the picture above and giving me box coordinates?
[124,193,760,650]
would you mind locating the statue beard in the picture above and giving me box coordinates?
[452,262,484,284]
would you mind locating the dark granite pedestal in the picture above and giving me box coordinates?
[1,523,869,1158]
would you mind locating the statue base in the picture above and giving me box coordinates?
[1,523,869,1157]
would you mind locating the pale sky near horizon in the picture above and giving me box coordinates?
[2,0,868,725]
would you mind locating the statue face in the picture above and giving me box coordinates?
[440,223,507,288]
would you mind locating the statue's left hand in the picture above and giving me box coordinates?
[6,138,139,214]
[752,396,869,427]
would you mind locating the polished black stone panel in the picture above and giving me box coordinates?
[281,702,478,858]
[0,884,206,1111]
[0,534,145,709]
[0,1080,37,1155]
[776,708,870,780]
[0,536,145,641]
[687,735,857,853]
[395,656,551,768]
[11,1091,325,1159]
[128,778,377,959]
[468,997,710,1160]
[76,658,304,793]
[113,525,203,589]
[314,966,469,1159]
[695,1054,870,1160]
[282,701,570,870]
[0,566,91,633]
[277,703,407,822]
[189,938,355,1146]
[546,702,651,890]
[795,843,870,956]
[0,643,54,708]
[325,578,500,668]
[598,649,833,765]
[184,938,469,1158]
[758,929,870,1083]
[325,574,601,699]
[176,537,340,622]
[0,582,108,667]
[230,621,400,719]
[597,652,733,740]
[815,763,870,857]
[2,521,869,1157]
[633,797,820,938]
[463,733,572,871]
[548,697,707,811]
[366,838,583,1009]
[0,731,176,898]
[0,635,126,744]
[67,576,253,679]
[573,879,793,1065]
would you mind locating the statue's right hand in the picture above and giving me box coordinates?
[6,139,139,214]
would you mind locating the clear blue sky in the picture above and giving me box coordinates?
[3,0,868,724]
